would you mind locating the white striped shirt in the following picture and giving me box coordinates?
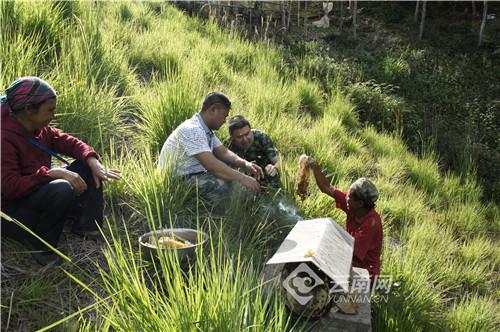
[159,113,222,176]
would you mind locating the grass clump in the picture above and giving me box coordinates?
[347,80,409,133]
[127,22,183,80]
[135,75,203,154]
[51,78,127,150]
[361,126,407,158]
[377,184,427,232]
[236,76,296,121]
[292,77,324,117]
[0,1,66,59]
[323,91,359,130]
[405,152,442,196]
[374,250,448,331]
[442,202,488,238]
[447,296,499,332]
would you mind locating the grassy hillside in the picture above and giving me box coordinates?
[283,1,500,202]
[1,1,498,331]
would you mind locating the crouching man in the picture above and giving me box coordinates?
[159,92,262,203]
[227,115,281,190]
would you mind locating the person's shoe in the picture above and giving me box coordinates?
[71,227,102,241]
[31,252,62,267]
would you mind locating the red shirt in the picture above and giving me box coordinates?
[333,189,383,277]
[1,109,98,208]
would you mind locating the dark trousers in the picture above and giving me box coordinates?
[2,160,103,252]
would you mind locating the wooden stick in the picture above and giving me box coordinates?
[414,0,420,23]
[419,0,427,40]
[478,0,488,47]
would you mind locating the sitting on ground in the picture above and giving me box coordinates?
[1,76,121,266]
[158,92,263,203]
[227,115,281,190]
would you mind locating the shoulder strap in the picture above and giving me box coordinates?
[24,136,70,166]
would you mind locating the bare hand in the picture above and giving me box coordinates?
[87,157,122,189]
[265,164,278,177]
[48,167,87,195]
[240,175,261,192]
[244,161,264,181]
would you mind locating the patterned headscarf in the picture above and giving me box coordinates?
[350,177,379,205]
[0,76,57,113]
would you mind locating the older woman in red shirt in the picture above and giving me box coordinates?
[1,77,121,266]
[305,156,383,280]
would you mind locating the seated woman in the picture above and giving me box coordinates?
[1,76,121,266]
[304,156,383,282]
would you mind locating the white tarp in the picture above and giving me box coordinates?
[266,218,354,292]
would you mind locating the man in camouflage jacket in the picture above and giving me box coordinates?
[227,115,281,189]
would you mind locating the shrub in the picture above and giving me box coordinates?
[382,54,411,82]
[347,80,410,133]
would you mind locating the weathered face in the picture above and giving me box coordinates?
[346,189,363,213]
[28,98,57,131]
[210,105,230,130]
[231,125,254,150]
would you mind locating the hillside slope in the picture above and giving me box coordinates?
[1,2,498,331]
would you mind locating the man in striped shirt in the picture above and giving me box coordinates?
[159,92,263,199]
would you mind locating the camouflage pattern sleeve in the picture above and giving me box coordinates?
[259,131,279,164]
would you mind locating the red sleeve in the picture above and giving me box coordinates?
[46,127,99,162]
[333,189,348,213]
[1,139,52,201]
[352,217,380,261]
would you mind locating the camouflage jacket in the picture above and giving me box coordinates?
[228,129,281,187]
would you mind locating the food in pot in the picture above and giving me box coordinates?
[145,234,193,249]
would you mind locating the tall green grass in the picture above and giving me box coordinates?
[92,217,297,332]
[447,295,499,332]
[135,74,203,154]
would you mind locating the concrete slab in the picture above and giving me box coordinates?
[319,267,372,332]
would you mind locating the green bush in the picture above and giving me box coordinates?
[347,80,409,133]
[382,54,411,82]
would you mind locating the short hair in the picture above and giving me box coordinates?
[227,115,251,134]
[200,92,231,113]
[349,177,379,209]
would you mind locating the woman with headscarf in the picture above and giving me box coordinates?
[1,76,121,266]
[303,156,383,282]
